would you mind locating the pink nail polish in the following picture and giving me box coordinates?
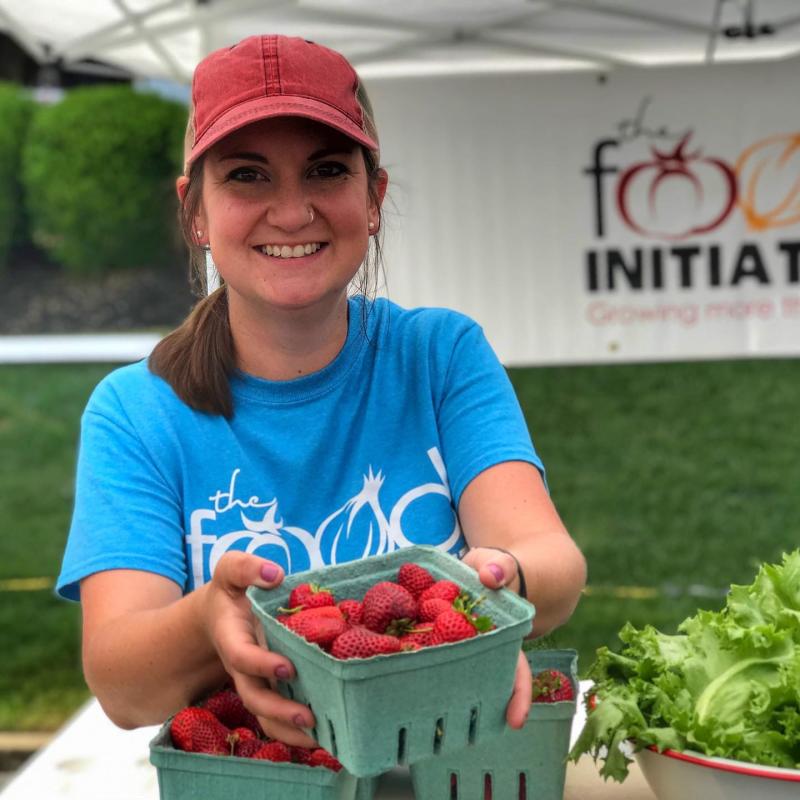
[488,563,504,583]
[261,563,279,582]
[293,714,306,727]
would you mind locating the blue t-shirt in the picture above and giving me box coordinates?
[57,297,542,601]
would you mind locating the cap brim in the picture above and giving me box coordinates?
[187,94,379,168]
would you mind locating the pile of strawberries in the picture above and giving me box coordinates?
[276,562,495,659]
[169,687,342,770]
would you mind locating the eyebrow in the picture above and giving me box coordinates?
[219,145,357,163]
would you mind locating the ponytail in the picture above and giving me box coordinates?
[149,287,235,418]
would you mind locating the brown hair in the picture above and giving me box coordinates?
[148,147,386,419]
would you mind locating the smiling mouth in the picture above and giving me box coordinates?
[256,243,324,259]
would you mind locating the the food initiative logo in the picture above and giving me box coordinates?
[582,98,800,297]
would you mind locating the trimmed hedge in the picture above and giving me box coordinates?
[0,83,34,268]
[22,85,186,275]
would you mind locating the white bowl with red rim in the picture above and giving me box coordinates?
[635,744,800,800]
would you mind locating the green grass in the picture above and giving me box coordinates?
[0,592,87,730]
[508,359,800,669]
[1,359,799,730]
[0,364,115,579]
[0,364,114,731]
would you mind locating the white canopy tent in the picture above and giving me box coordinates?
[1,0,799,84]
[1,1,799,366]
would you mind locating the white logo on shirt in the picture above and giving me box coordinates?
[185,447,462,587]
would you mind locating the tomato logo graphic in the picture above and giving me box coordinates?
[616,133,738,240]
[735,132,800,231]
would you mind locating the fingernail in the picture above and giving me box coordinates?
[275,665,290,680]
[293,714,306,728]
[261,563,279,582]
[488,563,504,583]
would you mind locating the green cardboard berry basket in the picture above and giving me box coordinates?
[148,720,378,800]
[247,545,535,778]
[409,649,578,800]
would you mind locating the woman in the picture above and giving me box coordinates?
[57,34,586,747]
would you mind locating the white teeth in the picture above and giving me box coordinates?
[260,243,321,258]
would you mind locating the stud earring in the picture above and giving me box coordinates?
[196,230,204,239]
[368,221,376,230]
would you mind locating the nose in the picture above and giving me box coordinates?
[265,181,312,232]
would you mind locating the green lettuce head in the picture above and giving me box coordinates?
[569,549,800,781]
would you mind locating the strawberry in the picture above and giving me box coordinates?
[361,581,417,634]
[308,748,343,772]
[232,726,257,742]
[398,626,433,650]
[330,625,403,659]
[284,607,348,649]
[170,707,231,755]
[194,718,233,755]
[418,579,461,605]
[282,605,343,620]
[397,563,435,598]
[203,689,260,732]
[419,597,452,622]
[170,707,225,753]
[430,608,493,644]
[275,606,344,628]
[337,598,363,625]
[291,745,313,765]
[170,707,204,751]
[531,669,574,703]
[253,740,293,762]
[288,582,335,610]
[234,737,265,758]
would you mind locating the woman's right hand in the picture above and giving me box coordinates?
[202,551,318,747]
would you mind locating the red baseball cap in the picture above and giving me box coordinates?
[184,34,379,170]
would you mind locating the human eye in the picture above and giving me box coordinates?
[309,161,351,179]
[226,166,266,184]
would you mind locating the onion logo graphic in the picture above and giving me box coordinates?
[735,132,800,231]
[616,133,738,240]
[316,468,389,565]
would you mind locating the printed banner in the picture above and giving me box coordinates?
[372,59,800,364]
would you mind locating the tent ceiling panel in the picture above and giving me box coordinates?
[89,30,199,81]
[2,0,799,82]
[8,0,120,47]
[355,37,604,74]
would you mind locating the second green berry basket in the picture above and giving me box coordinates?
[247,546,535,777]
[409,649,578,800]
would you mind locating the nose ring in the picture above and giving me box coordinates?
[307,207,314,224]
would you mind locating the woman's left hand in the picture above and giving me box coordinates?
[461,547,532,729]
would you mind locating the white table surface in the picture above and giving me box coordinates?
[0,682,655,800]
